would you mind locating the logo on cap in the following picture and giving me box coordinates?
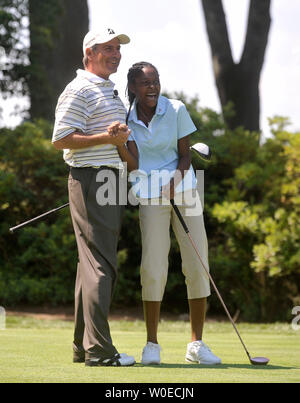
[108,29,115,35]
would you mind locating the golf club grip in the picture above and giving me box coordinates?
[170,199,189,233]
[9,203,69,233]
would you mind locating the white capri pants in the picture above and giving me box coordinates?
[139,190,211,301]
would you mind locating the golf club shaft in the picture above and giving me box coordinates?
[9,203,69,233]
[170,199,251,361]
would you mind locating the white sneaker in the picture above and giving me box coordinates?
[141,342,161,365]
[86,353,135,367]
[186,341,221,365]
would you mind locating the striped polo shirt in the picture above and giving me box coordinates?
[52,69,126,169]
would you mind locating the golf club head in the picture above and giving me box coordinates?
[250,356,269,366]
[190,143,212,162]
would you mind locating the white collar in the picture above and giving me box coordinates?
[76,69,115,87]
[129,95,167,123]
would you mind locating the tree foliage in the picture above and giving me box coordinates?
[28,0,89,120]
[0,120,75,305]
[0,0,89,122]
[209,117,300,320]
[0,0,29,99]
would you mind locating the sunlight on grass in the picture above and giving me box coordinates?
[0,315,299,383]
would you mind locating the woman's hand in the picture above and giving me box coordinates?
[107,121,131,146]
[161,178,175,200]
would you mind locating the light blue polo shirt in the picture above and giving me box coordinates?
[128,95,197,199]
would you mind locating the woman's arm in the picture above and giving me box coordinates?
[117,140,139,172]
[109,122,138,172]
[161,135,191,199]
[53,131,127,150]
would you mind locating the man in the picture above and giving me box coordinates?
[52,28,135,367]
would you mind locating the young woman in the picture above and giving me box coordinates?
[123,62,221,365]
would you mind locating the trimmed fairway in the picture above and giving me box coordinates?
[0,316,299,383]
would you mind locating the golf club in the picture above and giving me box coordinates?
[190,142,212,162]
[9,203,69,233]
[168,143,269,366]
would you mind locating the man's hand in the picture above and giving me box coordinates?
[108,121,121,137]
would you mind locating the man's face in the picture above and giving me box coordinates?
[86,38,121,79]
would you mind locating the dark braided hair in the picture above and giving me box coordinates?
[126,62,159,124]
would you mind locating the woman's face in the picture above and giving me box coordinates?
[130,66,161,109]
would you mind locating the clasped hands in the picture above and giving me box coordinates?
[108,121,131,147]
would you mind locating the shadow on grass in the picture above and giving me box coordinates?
[136,363,296,370]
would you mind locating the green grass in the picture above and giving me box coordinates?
[0,316,299,383]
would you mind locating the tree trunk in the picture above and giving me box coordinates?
[28,0,89,121]
[201,0,271,131]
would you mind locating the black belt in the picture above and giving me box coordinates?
[70,166,120,174]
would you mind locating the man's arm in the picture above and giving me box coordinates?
[53,131,115,150]
[53,122,129,150]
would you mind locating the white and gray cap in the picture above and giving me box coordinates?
[83,28,130,54]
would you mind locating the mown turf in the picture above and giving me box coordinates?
[0,316,299,383]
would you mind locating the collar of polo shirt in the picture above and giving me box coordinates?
[76,69,114,87]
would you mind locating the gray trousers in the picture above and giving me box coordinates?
[68,167,124,360]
